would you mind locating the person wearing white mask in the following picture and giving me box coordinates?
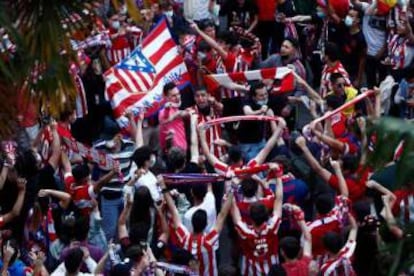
[106,14,130,66]
[341,7,367,89]
[238,81,278,162]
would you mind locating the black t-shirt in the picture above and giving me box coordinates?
[342,31,367,78]
[222,0,258,29]
[238,99,266,143]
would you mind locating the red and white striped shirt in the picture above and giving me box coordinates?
[176,224,219,276]
[235,216,281,275]
[320,61,351,97]
[320,239,357,276]
[392,189,414,224]
[189,105,225,159]
[307,196,350,258]
[106,29,131,65]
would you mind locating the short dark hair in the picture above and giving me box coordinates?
[167,147,186,172]
[330,72,345,84]
[228,146,243,164]
[249,202,269,226]
[341,154,360,173]
[72,164,90,182]
[324,42,340,62]
[198,40,212,53]
[163,82,177,97]
[326,94,345,110]
[284,36,299,49]
[199,19,215,31]
[192,209,208,233]
[323,231,344,254]
[315,194,335,215]
[132,146,152,168]
[65,247,84,273]
[280,236,301,259]
[191,183,208,201]
[240,178,258,198]
[249,81,266,98]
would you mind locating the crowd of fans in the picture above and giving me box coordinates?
[1,0,414,275]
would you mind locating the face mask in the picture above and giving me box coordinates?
[316,11,326,19]
[105,140,116,149]
[398,0,407,6]
[164,11,173,17]
[111,21,120,30]
[256,99,268,106]
[344,16,353,27]
[120,5,127,15]
[197,52,207,60]
[149,155,156,167]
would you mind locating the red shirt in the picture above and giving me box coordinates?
[235,216,281,275]
[237,188,275,225]
[176,224,219,276]
[307,196,350,257]
[392,189,414,224]
[255,0,277,21]
[282,256,312,276]
[328,166,371,202]
[330,113,347,138]
[320,239,356,276]
[64,173,97,216]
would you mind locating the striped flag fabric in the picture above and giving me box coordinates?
[104,19,190,127]
[204,67,295,95]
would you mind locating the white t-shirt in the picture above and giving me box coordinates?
[183,191,217,233]
[184,0,211,21]
[361,2,387,56]
[135,170,161,202]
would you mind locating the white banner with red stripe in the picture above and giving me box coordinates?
[204,67,294,95]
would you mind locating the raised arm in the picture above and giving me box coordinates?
[49,120,61,170]
[272,166,283,218]
[159,176,181,228]
[38,189,71,209]
[155,201,169,244]
[189,111,200,164]
[311,127,347,154]
[293,70,323,104]
[295,136,332,182]
[381,194,404,239]
[214,190,233,233]
[0,163,10,191]
[93,167,118,195]
[118,194,133,239]
[329,159,349,197]
[1,178,26,225]
[347,213,358,242]
[198,125,227,169]
[252,118,286,165]
[189,21,228,59]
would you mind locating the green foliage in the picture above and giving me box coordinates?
[366,117,414,188]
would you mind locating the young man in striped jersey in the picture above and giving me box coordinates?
[160,175,234,276]
[320,213,358,276]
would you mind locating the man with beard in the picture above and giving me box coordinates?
[189,88,227,160]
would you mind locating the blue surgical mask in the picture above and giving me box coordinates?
[316,11,326,19]
[344,16,353,27]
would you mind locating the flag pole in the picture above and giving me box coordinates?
[312,89,375,125]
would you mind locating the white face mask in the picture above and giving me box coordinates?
[256,99,268,106]
[112,21,121,30]
[164,11,173,17]
[149,155,156,167]
[197,52,207,60]
[105,140,116,149]
[344,15,353,27]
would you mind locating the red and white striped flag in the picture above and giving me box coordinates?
[104,19,190,127]
[204,67,295,96]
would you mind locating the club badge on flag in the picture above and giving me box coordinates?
[104,19,190,128]
[204,67,295,95]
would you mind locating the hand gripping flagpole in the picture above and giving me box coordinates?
[311,89,375,125]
